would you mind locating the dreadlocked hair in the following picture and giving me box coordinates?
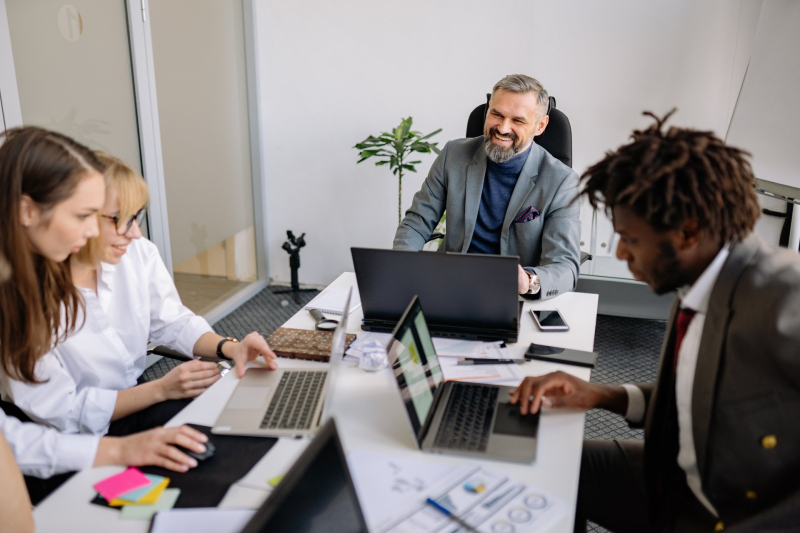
[580,110,760,244]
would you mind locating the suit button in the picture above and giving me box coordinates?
[745,490,757,500]
[714,521,724,531]
[761,434,777,449]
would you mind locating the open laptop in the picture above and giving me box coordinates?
[387,296,539,463]
[240,418,369,533]
[212,289,352,438]
[352,247,521,342]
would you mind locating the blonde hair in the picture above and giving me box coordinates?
[74,152,149,266]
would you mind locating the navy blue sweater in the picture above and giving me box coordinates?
[467,144,532,255]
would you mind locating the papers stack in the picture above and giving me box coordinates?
[91,467,181,520]
[347,451,566,533]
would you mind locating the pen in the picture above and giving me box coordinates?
[426,497,479,532]
[456,358,525,365]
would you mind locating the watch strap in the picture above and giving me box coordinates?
[216,337,237,360]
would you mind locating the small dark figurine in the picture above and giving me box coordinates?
[272,231,318,304]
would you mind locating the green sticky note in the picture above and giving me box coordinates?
[119,488,180,520]
[268,474,284,488]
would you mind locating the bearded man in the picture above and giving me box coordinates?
[393,74,581,299]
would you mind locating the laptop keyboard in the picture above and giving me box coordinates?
[260,371,327,430]
[433,383,498,452]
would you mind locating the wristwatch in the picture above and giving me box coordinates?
[526,272,541,295]
[216,337,239,360]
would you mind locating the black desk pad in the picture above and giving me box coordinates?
[126,424,277,508]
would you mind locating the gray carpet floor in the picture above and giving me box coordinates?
[211,287,666,533]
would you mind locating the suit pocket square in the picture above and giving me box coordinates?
[513,206,540,224]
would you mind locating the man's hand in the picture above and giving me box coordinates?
[96,425,209,472]
[508,371,628,415]
[518,265,531,295]
[157,360,221,400]
[228,332,278,378]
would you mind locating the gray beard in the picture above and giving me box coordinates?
[484,136,525,163]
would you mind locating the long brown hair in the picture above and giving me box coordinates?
[0,127,105,383]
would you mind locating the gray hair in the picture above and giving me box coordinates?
[492,74,549,115]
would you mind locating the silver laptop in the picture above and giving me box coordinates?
[212,289,351,438]
[388,296,539,463]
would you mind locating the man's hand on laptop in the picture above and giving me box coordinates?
[229,331,279,377]
[509,372,629,416]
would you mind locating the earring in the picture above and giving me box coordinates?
[23,222,30,228]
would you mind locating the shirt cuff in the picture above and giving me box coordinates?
[174,316,215,357]
[622,384,646,423]
[54,433,99,475]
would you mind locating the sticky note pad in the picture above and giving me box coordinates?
[109,476,169,506]
[120,488,180,520]
[268,474,284,488]
[94,467,151,502]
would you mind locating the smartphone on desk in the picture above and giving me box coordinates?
[530,309,569,331]
[525,343,598,368]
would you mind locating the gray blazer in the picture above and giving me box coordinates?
[393,136,581,300]
[634,233,800,531]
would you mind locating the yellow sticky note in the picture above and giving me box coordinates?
[268,475,284,488]
[109,477,170,507]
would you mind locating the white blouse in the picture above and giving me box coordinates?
[0,410,97,479]
[0,238,213,436]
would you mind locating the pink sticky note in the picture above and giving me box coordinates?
[93,467,152,502]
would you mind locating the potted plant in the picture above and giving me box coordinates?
[354,117,442,225]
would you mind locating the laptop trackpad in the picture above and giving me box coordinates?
[492,402,539,438]
[227,386,271,410]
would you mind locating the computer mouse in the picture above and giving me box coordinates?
[176,440,216,462]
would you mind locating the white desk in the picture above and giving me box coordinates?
[33,273,598,533]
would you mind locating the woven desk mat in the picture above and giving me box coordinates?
[266,327,357,362]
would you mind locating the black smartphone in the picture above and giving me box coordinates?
[525,343,598,368]
[530,309,569,331]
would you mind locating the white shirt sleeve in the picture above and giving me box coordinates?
[1,351,117,435]
[622,384,646,424]
[0,410,98,478]
[141,242,213,356]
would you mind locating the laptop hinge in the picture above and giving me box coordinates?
[418,381,448,444]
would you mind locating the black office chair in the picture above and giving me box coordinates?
[466,94,573,168]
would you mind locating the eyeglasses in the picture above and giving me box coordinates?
[100,207,146,235]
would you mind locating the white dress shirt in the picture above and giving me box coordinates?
[0,411,97,478]
[0,238,213,436]
[623,245,730,517]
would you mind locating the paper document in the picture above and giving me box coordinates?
[304,287,361,315]
[367,462,565,533]
[438,357,524,384]
[347,450,457,530]
[432,339,510,360]
[149,508,256,533]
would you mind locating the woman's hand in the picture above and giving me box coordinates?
[227,332,278,378]
[157,360,221,400]
[95,425,208,472]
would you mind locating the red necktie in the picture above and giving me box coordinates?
[673,307,696,372]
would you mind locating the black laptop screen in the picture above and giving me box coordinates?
[240,419,367,533]
[387,297,444,442]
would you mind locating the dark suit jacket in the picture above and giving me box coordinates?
[635,233,800,531]
[393,137,581,300]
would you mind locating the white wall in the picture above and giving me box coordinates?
[256,0,772,285]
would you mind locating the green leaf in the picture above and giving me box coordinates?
[417,128,442,141]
